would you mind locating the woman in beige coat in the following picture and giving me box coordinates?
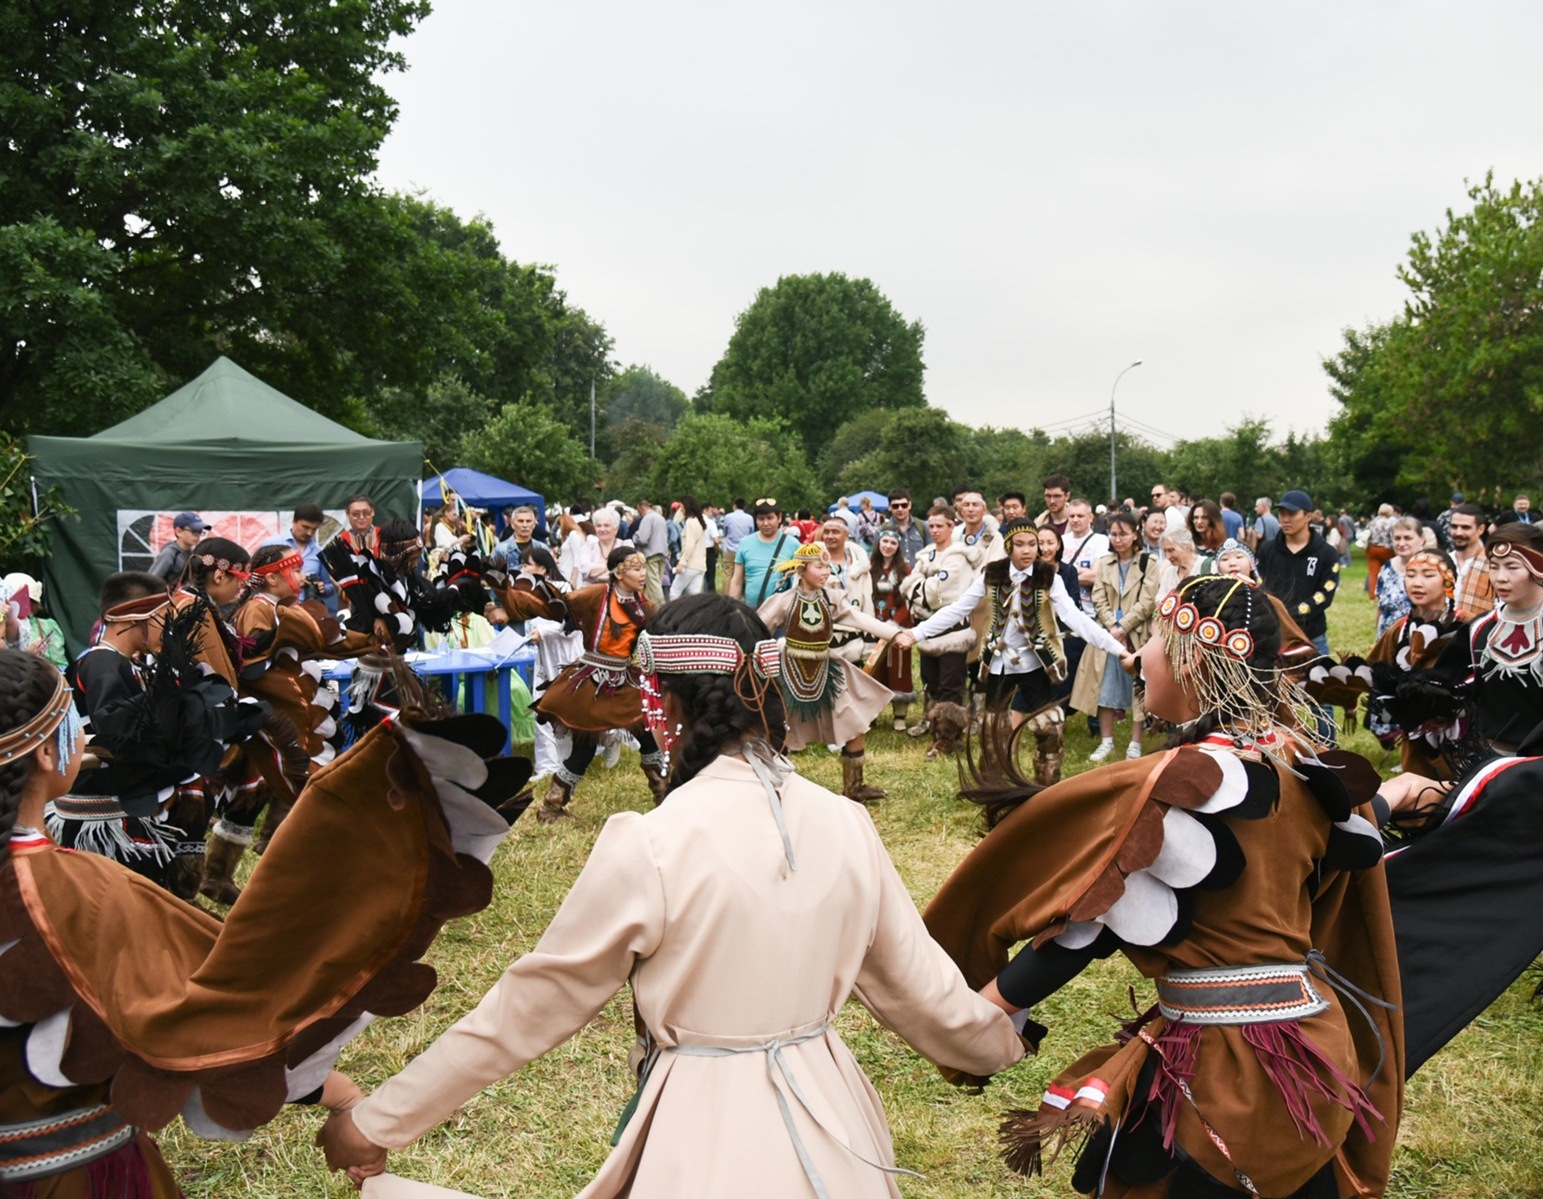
[1070,512,1161,760]
[320,593,1024,1198]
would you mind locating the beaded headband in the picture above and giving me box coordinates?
[614,551,647,575]
[1488,539,1543,582]
[194,552,250,579]
[103,594,171,623]
[254,551,304,577]
[1406,549,1457,596]
[0,670,83,775]
[1214,537,1256,567]
[634,632,784,761]
[633,631,782,681]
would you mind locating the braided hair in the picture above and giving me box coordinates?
[0,650,68,867]
[183,536,250,589]
[644,594,787,792]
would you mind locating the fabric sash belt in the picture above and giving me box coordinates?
[1157,962,1329,1025]
[0,1104,135,1181]
[666,1022,921,1199]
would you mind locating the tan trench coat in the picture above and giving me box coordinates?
[351,755,1023,1198]
[1069,550,1161,716]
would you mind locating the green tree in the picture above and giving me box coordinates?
[591,365,687,462]
[833,408,974,508]
[1325,173,1543,503]
[371,375,499,471]
[0,0,566,432]
[702,273,926,456]
[460,403,597,503]
[646,415,818,511]
[1161,419,1283,506]
[0,434,73,570]
[1042,429,1168,507]
[969,426,1051,505]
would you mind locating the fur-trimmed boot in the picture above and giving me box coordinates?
[1030,706,1067,787]
[906,690,932,738]
[891,701,910,734]
[536,774,577,823]
[253,788,296,857]
[968,692,986,737]
[841,749,886,803]
[171,845,205,901]
[199,821,252,906]
[640,752,670,806]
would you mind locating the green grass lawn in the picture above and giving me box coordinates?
[162,559,1543,1196]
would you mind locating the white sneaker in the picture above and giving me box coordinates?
[1126,742,1144,760]
[1088,739,1115,763]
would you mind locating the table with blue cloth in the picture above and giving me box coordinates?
[322,647,538,751]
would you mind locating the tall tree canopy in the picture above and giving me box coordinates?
[700,273,926,456]
[1325,173,1543,504]
[0,0,443,430]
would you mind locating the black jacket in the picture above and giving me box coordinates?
[1256,530,1340,640]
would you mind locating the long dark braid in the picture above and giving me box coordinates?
[644,594,787,793]
[0,650,69,867]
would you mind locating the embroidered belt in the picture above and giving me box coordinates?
[580,650,630,670]
[1156,962,1329,1025]
[0,1104,136,1182]
[784,636,831,658]
[50,794,130,821]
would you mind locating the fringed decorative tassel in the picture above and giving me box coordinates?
[1240,1020,1383,1146]
[999,1106,1104,1178]
[1143,1019,1203,1152]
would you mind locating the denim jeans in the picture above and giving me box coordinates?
[1310,633,1336,746]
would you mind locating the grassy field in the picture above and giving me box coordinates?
[162,560,1543,1196]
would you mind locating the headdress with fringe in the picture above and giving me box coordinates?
[1155,576,1319,747]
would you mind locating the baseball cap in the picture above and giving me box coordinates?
[1451,491,1465,503]
[173,511,207,532]
[1278,490,1313,513]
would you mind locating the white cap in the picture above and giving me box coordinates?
[2,572,40,602]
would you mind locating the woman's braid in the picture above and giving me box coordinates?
[0,650,68,867]
[643,593,787,793]
[664,672,786,793]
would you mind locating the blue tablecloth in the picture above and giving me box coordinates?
[322,647,538,751]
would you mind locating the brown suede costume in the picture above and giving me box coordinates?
[924,743,1402,1198]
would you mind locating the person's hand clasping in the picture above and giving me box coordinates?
[891,629,916,652]
[1378,771,1450,813]
[316,1103,387,1188]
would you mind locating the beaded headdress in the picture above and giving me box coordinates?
[633,631,784,755]
[776,542,830,574]
[1155,576,1318,740]
[102,594,171,623]
[253,550,306,594]
[193,551,249,580]
[1406,549,1457,597]
[0,671,83,776]
[1488,539,1543,582]
[613,551,647,576]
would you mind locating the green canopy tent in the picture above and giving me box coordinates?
[28,357,422,652]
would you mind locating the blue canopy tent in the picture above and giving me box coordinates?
[420,469,546,537]
[826,490,890,514]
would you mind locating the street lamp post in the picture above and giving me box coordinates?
[1109,360,1143,506]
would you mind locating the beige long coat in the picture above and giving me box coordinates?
[1069,550,1162,717]
[350,755,1023,1198]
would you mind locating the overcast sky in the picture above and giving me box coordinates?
[375,1,1543,447]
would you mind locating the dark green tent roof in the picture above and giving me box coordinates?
[92,356,381,446]
[28,358,421,650]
